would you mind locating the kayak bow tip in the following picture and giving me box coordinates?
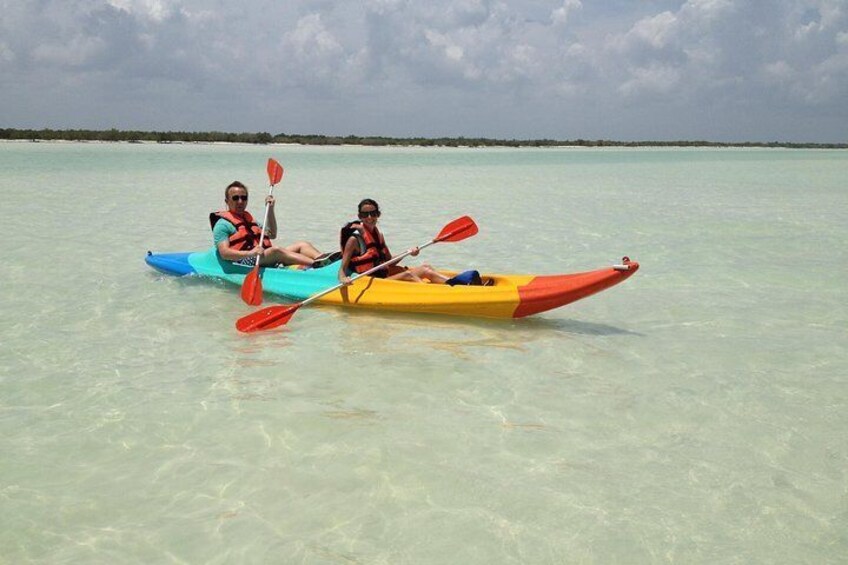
[513,258,639,318]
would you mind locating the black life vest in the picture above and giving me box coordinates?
[340,221,391,275]
[209,210,271,251]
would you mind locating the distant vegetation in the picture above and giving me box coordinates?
[1,128,845,149]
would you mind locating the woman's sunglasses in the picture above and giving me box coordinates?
[230,195,248,202]
[359,210,381,218]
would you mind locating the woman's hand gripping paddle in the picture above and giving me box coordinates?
[236,216,478,333]
[240,158,284,306]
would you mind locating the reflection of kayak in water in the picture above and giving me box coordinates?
[145,249,639,319]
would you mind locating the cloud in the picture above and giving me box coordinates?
[614,11,678,51]
[551,0,582,27]
[32,35,106,67]
[763,60,795,82]
[0,41,14,63]
[619,63,681,96]
[0,0,846,141]
[107,0,173,22]
[603,0,848,112]
[287,13,343,56]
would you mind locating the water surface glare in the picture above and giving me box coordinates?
[1,143,846,563]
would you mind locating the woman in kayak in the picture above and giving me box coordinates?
[338,199,449,285]
[211,181,331,267]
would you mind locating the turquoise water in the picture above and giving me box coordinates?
[1,142,846,563]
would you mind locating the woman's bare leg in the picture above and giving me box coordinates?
[259,246,314,267]
[387,269,423,282]
[285,241,322,259]
[409,264,449,284]
[386,264,448,283]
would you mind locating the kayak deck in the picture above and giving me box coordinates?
[146,249,639,319]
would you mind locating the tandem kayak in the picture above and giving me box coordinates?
[145,249,639,319]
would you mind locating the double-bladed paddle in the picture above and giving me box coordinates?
[240,158,285,306]
[236,215,479,333]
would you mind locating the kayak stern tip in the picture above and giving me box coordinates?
[145,251,196,276]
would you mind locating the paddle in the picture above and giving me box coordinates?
[236,215,479,333]
[240,158,285,306]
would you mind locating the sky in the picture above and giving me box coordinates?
[1,0,847,142]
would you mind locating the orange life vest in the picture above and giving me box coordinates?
[209,210,271,251]
[341,221,391,275]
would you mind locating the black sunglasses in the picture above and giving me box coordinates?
[230,195,248,202]
[359,210,380,218]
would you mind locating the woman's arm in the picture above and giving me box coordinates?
[338,237,358,284]
[379,231,392,260]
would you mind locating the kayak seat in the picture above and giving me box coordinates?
[446,270,483,286]
[312,251,343,269]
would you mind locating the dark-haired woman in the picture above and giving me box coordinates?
[338,199,449,285]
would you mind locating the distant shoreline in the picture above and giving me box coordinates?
[1,128,845,149]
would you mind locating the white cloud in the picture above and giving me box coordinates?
[425,29,465,63]
[287,14,343,57]
[0,41,15,63]
[551,0,582,27]
[443,0,490,27]
[106,0,173,22]
[32,35,106,67]
[680,0,734,23]
[615,11,678,50]
[612,0,737,56]
[763,60,794,81]
[803,50,848,102]
[0,0,845,141]
[619,63,681,96]
[817,0,845,29]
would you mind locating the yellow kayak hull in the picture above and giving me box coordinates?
[315,261,639,319]
[146,250,639,319]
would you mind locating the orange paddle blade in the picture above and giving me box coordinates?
[267,158,284,185]
[435,216,478,243]
[236,303,300,333]
[240,266,263,306]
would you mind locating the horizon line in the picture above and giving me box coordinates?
[1,128,846,149]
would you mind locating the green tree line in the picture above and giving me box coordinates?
[1,128,845,149]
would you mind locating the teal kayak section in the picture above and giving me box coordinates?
[150,248,342,301]
[145,252,195,276]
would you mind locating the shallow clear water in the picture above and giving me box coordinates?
[1,142,846,563]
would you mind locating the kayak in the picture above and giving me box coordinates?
[145,249,639,319]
